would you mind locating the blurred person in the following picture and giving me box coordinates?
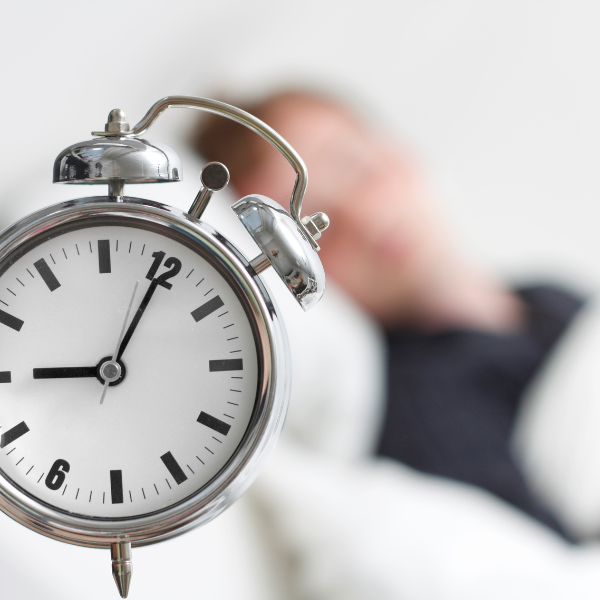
[192,90,584,538]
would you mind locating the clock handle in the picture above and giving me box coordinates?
[93,96,323,251]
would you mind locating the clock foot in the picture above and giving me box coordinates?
[111,541,132,598]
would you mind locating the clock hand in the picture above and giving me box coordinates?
[33,367,97,379]
[116,278,159,362]
[100,280,139,405]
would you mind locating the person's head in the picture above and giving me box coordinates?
[193,91,453,325]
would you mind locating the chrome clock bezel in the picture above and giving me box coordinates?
[0,196,290,549]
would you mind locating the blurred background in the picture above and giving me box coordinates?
[2,2,600,598]
[2,0,600,294]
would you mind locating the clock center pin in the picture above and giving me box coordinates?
[97,357,127,387]
[100,361,121,383]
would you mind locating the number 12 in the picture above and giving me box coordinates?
[146,251,182,290]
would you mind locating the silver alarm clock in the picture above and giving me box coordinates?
[0,96,329,597]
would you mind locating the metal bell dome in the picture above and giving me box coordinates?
[53,109,181,185]
[233,194,326,311]
[53,136,181,185]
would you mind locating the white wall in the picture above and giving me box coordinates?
[1,0,599,292]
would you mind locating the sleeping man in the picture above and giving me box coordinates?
[190,89,600,599]
[194,90,580,534]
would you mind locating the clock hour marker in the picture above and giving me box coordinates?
[98,240,111,273]
[160,451,188,485]
[34,258,61,292]
[191,296,224,322]
[110,470,124,504]
[197,412,231,436]
[209,359,243,372]
[0,371,10,383]
[0,308,23,332]
[1,421,29,448]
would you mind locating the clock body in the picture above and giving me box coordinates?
[0,196,290,548]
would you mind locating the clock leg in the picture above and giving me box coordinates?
[110,541,133,598]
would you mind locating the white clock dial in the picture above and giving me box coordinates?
[0,220,260,518]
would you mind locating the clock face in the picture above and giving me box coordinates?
[0,218,260,519]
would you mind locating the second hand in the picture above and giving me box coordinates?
[100,281,139,405]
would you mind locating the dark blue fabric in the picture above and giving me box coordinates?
[377,285,584,539]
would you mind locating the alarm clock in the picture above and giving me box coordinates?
[0,96,329,597]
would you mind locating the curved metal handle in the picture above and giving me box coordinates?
[96,96,316,249]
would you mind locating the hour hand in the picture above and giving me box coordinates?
[33,367,97,379]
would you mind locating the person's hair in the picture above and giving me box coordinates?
[190,90,354,187]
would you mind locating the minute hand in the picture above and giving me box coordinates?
[116,279,159,361]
